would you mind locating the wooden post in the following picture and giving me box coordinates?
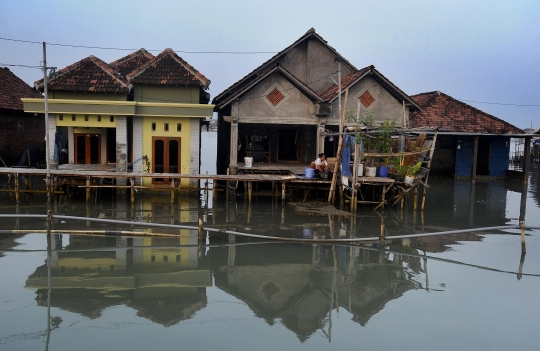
[281,182,286,203]
[413,187,418,210]
[517,252,526,280]
[170,178,175,203]
[248,181,252,203]
[226,168,230,201]
[14,174,20,203]
[472,136,479,182]
[198,217,204,240]
[85,176,91,203]
[520,221,526,254]
[328,89,349,204]
[523,136,531,183]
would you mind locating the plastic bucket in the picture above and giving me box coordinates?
[304,168,315,179]
[357,164,364,177]
[378,166,389,178]
[244,157,253,167]
[365,166,376,177]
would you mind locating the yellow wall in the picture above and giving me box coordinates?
[57,113,117,127]
[142,116,192,187]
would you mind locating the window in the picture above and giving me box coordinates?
[84,115,89,121]
[59,114,64,121]
[152,122,156,131]
[176,255,181,262]
[72,114,76,121]
[163,255,168,262]
[164,123,169,132]
[110,116,114,122]
[97,115,101,122]
[177,123,182,132]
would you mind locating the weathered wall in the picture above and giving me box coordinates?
[279,37,354,94]
[430,137,456,175]
[236,73,319,125]
[331,76,408,127]
[455,137,473,177]
[133,85,199,103]
[0,110,45,166]
[489,137,510,177]
[51,91,127,101]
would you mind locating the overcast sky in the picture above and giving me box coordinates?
[1,0,538,129]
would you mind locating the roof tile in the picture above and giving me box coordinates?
[110,49,155,77]
[410,91,523,134]
[0,67,42,111]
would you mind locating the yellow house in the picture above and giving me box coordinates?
[22,48,213,187]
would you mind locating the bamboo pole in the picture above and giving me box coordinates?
[421,132,438,210]
[520,221,526,254]
[328,89,349,204]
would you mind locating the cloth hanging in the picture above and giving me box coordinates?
[341,135,355,177]
[53,132,63,163]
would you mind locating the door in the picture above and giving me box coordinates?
[152,137,181,184]
[75,133,101,164]
[278,128,299,161]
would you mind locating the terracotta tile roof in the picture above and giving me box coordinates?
[35,56,130,94]
[410,91,523,134]
[319,67,371,101]
[0,67,42,111]
[127,49,210,88]
[212,28,357,107]
[109,49,155,77]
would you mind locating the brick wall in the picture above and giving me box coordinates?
[0,110,45,166]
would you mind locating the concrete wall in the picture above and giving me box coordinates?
[331,76,408,127]
[133,85,200,104]
[455,136,473,177]
[51,91,127,101]
[489,136,510,177]
[279,37,354,94]
[237,73,319,125]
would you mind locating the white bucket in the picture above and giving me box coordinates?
[244,157,253,167]
[357,163,364,177]
[365,166,376,177]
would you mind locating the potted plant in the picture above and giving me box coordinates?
[404,161,422,184]
[389,158,421,184]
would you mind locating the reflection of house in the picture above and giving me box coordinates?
[25,234,211,326]
[0,67,44,166]
[22,48,213,187]
[209,243,420,341]
[213,28,420,175]
[410,91,523,178]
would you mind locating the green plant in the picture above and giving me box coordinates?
[390,158,422,177]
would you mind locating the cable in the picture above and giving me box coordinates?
[457,98,540,107]
[0,37,278,54]
[0,63,42,69]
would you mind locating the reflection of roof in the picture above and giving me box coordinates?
[0,67,42,110]
[410,91,523,134]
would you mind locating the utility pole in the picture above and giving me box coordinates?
[42,42,51,198]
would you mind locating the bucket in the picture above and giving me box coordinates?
[304,168,315,179]
[365,166,376,177]
[357,163,364,177]
[244,157,253,167]
[378,165,389,178]
[405,175,415,184]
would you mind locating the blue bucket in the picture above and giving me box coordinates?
[304,168,315,179]
[378,166,389,178]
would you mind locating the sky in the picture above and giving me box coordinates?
[1,0,539,129]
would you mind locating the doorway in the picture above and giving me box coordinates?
[476,138,491,176]
[75,133,101,164]
[152,137,181,183]
[278,128,298,161]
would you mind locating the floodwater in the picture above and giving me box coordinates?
[1,132,540,350]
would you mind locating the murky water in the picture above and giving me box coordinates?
[1,132,539,350]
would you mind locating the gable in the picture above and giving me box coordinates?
[235,72,319,125]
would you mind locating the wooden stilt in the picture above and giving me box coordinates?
[520,221,526,254]
[248,181,253,203]
[413,187,418,210]
[282,182,286,203]
[15,175,20,203]
[198,217,204,240]
[85,177,91,203]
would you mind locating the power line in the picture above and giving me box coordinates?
[0,63,42,69]
[0,37,278,54]
[457,98,540,107]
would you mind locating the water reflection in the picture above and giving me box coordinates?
[25,233,209,326]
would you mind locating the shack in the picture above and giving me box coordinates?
[213,28,421,177]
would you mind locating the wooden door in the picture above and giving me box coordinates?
[152,137,181,184]
[75,133,101,164]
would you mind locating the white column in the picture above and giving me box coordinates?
[132,116,143,173]
[68,126,74,163]
[48,113,57,169]
[189,118,201,188]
